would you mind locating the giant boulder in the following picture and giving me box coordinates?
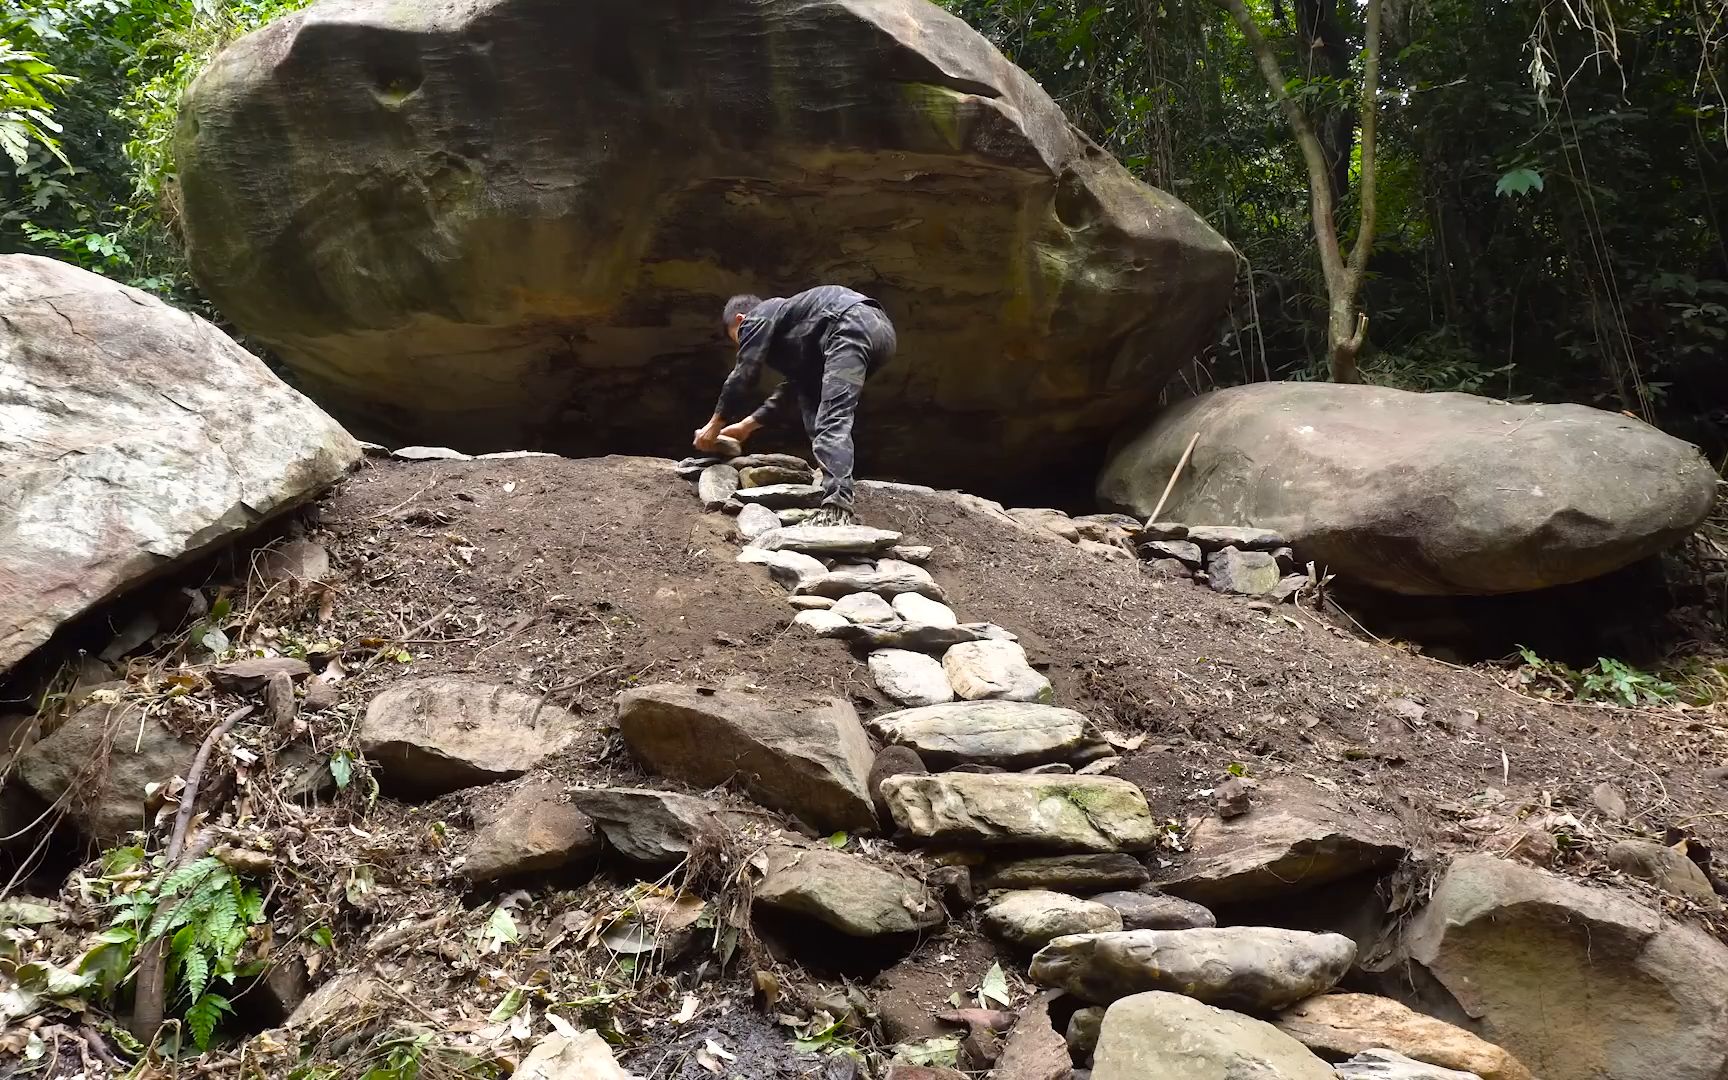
[174,0,1234,492]
[0,255,359,670]
[1375,853,1728,1080]
[1098,383,1716,595]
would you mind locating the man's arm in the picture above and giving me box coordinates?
[714,316,772,422]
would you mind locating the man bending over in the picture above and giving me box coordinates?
[693,285,897,527]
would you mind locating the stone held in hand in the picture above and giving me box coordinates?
[943,639,1053,703]
[733,483,827,510]
[359,677,579,798]
[711,434,743,457]
[1090,992,1334,1080]
[983,890,1123,950]
[753,844,943,936]
[881,772,1157,852]
[1030,926,1356,1010]
[866,701,1106,770]
[868,650,956,707]
[616,683,877,832]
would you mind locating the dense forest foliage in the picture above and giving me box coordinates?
[4,0,1725,452]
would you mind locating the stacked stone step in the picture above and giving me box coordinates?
[1137,522,1312,602]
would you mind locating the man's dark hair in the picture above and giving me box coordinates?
[722,294,763,327]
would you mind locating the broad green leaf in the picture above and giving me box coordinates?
[1495,167,1544,197]
[488,986,525,1023]
[979,962,1011,1008]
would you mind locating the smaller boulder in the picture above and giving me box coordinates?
[360,678,578,798]
[617,684,877,832]
[1206,546,1282,596]
[1091,890,1216,931]
[869,650,956,707]
[1029,927,1356,1010]
[257,539,333,586]
[1008,508,1080,543]
[1065,1006,1105,1065]
[1275,993,1531,1080]
[983,890,1123,950]
[463,782,599,882]
[568,787,728,864]
[16,700,196,843]
[943,640,1052,703]
[976,854,1151,894]
[796,609,853,636]
[890,545,934,564]
[1607,838,1720,905]
[1160,780,1407,905]
[1091,992,1332,1080]
[754,845,943,936]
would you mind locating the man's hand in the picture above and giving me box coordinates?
[693,416,725,452]
[719,417,761,445]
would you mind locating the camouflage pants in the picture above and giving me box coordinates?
[799,304,896,511]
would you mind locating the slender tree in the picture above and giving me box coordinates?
[1213,0,1382,382]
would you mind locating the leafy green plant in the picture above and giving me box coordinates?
[1513,647,1680,708]
[0,32,74,168]
[79,847,267,1050]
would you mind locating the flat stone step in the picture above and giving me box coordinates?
[880,772,1157,853]
[793,559,946,601]
[750,524,903,557]
[867,701,1107,769]
[733,483,826,510]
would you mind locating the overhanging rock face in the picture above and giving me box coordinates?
[175,0,1235,491]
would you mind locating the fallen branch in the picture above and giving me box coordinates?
[130,704,253,1043]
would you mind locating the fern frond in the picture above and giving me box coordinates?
[181,944,210,1002]
[185,991,230,1050]
[159,856,222,898]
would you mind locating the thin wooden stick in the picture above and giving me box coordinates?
[1147,431,1201,525]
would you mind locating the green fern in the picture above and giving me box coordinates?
[185,992,232,1050]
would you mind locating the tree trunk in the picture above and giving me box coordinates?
[1296,0,1356,205]
[1214,0,1381,383]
